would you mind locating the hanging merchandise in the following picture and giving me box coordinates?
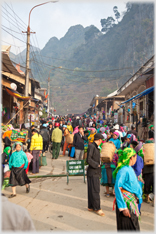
[132,102,136,109]
[128,108,130,112]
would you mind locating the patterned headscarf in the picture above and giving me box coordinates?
[100,127,105,134]
[12,141,23,151]
[135,142,143,153]
[127,134,137,144]
[113,148,136,179]
[123,125,128,132]
[134,142,144,158]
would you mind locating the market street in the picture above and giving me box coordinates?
[3,150,154,231]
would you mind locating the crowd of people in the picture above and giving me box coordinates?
[1,114,154,231]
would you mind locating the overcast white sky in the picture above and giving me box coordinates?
[2,0,128,54]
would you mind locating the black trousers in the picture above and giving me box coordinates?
[43,141,49,152]
[143,173,154,194]
[87,175,101,211]
[116,204,140,231]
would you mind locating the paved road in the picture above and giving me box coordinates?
[3,150,154,231]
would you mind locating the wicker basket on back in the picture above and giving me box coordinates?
[143,143,154,165]
[65,134,74,144]
[101,141,116,163]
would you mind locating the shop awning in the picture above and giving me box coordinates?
[121,86,154,104]
[5,87,31,101]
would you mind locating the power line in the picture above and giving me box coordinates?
[1,25,26,35]
[1,40,25,48]
[4,2,27,28]
[31,59,132,81]
[2,10,26,31]
[2,28,26,44]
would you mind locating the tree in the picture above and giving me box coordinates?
[113,6,120,22]
[41,108,47,118]
[126,2,132,12]
[101,17,115,33]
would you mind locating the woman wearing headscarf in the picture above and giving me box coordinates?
[8,142,31,198]
[2,147,11,166]
[108,132,121,150]
[130,141,144,212]
[101,132,120,197]
[121,134,137,149]
[2,146,11,174]
[120,126,126,137]
[88,128,96,145]
[113,148,142,231]
[149,125,154,139]
[67,121,73,134]
[100,127,107,140]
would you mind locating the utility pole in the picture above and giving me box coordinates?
[47,76,50,114]
[24,25,31,124]
[22,1,57,124]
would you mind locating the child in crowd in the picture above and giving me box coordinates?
[24,149,33,174]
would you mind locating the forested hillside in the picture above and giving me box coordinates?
[10,2,154,115]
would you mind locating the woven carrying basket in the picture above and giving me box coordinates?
[143,143,154,165]
[65,134,74,144]
[101,142,116,163]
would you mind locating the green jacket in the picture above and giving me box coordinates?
[52,128,62,143]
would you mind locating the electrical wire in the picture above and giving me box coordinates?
[2,28,26,44]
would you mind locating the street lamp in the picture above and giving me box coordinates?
[23,1,57,123]
[47,66,62,114]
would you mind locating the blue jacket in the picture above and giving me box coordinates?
[115,166,143,209]
[9,150,28,170]
[109,138,121,149]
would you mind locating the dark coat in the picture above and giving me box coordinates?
[40,128,49,142]
[2,152,8,165]
[72,119,77,129]
[86,142,101,177]
[59,125,63,132]
[149,130,154,139]
[73,132,87,150]
[48,127,54,141]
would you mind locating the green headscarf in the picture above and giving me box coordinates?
[113,148,136,179]
[4,146,11,156]
[149,125,154,130]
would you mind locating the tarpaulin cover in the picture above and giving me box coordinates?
[121,86,154,104]
[5,87,31,100]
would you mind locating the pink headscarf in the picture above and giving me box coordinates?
[73,126,79,134]
[113,131,120,139]
[120,126,124,132]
